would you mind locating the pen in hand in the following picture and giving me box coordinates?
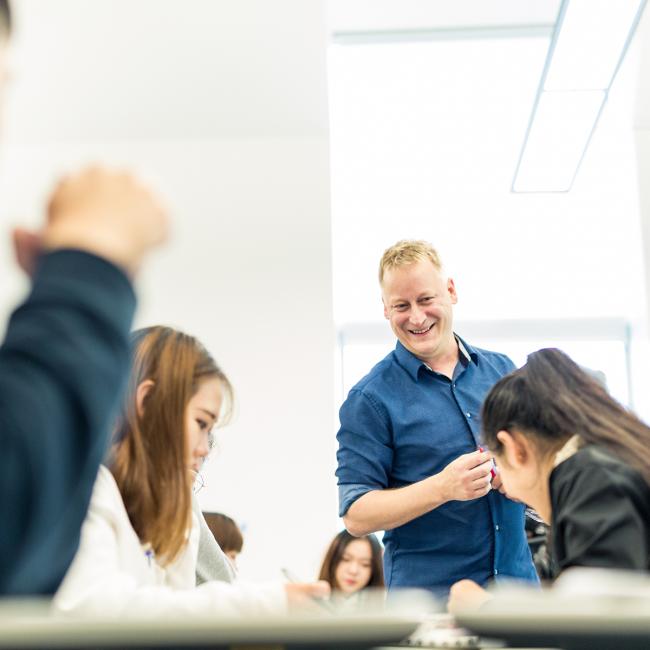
[281,568,335,613]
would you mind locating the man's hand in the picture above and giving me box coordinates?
[39,166,168,276]
[438,449,493,502]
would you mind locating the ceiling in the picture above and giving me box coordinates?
[6,1,648,142]
[328,0,560,34]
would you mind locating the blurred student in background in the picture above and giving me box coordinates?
[55,326,328,616]
[203,512,244,567]
[195,508,238,586]
[318,530,384,609]
[448,348,650,612]
[0,0,169,595]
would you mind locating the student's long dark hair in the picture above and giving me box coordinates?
[318,530,384,590]
[482,348,650,486]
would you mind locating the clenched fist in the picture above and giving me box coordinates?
[15,166,169,277]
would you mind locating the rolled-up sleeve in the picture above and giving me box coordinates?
[335,389,393,517]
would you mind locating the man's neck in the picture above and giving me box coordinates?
[423,338,459,379]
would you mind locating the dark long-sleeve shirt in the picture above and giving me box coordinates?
[0,249,136,595]
[550,445,650,578]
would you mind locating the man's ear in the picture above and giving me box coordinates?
[382,298,389,320]
[447,277,458,305]
[496,429,528,468]
[135,379,155,418]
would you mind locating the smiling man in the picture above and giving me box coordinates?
[335,240,538,594]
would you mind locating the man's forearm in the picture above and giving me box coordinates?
[343,473,449,536]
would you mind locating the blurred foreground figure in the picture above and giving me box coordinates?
[0,0,169,595]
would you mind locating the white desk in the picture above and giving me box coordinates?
[0,601,422,650]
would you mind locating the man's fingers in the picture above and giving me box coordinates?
[458,449,492,470]
[468,484,491,499]
[471,479,492,493]
[467,459,493,480]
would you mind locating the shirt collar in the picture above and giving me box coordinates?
[394,334,477,381]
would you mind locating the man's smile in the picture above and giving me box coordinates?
[408,322,435,335]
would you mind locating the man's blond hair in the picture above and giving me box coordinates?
[378,240,442,284]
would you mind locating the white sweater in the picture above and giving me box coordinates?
[54,466,286,618]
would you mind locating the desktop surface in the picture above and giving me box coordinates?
[456,592,650,650]
[0,597,429,650]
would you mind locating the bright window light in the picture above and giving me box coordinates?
[512,89,604,192]
[328,31,645,415]
[340,329,630,408]
[545,0,646,90]
[512,0,646,192]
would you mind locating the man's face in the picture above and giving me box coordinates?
[382,259,457,364]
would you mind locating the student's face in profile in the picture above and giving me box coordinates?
[382,260,457,365]
[494,430,551,524]
[185,378,221,472]
[334,539,373,595]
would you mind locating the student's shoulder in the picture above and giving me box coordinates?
[89,465,129,517]
[571,446,644,482]
[555,446,650,503]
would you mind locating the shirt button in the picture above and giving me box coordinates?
[494,569,499,576]
[465,412,471,418]
[495,525,500,531]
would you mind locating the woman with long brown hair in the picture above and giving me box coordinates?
[318,530,384,609]
[449,348,650,611]
[55,326,328,616]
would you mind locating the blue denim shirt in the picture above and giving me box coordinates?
[336,337,538,592]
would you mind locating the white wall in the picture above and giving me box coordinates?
[0,1,337,581]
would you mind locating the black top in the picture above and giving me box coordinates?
[549,445,650,579]
[0,250,136,595]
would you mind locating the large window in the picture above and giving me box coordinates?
[339,319,630,406]
[328,31,644,411]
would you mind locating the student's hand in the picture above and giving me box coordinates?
[42,166,169,277]
[491,472,507,495]
[284,580,331,612]
[447,579,493,614]
[12,227,43,277]
[438,449,493,502]
[490,472,521,502]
